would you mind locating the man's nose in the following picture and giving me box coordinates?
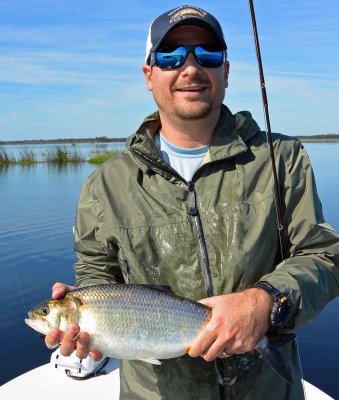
[181,52,203,74]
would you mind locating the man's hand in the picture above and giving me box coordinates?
[188,288,273,361]
[45,282,102,361]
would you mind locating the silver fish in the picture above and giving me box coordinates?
[25,284,294,382]
[25,284,210,363]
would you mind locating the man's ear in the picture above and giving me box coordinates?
[142,65,153,91]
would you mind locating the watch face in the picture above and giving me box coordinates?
[272,297,290,328]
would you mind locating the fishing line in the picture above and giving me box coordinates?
[14,262,29,315]
[295,339,307,399]
[247,0,306,395]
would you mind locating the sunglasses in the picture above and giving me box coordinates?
[150,44,226,69]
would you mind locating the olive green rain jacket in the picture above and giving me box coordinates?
[73,105,339,400]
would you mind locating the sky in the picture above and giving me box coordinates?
[1,0,339,141]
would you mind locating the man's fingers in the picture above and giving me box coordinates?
[51,282,76,299]
[45,327,62,349]
[201,340,231,362]
[59,324,79,356]
[52,282,65,291]
[51,283,68,299]
[218,348,234,359]
[75,332,90,359]
[197,297,218,308]
[188,329,217,358]
[46,324,96,360]
[90,350,103,361]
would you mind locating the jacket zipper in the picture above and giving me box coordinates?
[187,181,226,399]
[187,181,213,298]
[133,150,227,397]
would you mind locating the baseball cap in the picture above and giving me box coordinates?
[145,5,227,63]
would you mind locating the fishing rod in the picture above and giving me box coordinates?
[247,3,307,396]
[248,0,287,262]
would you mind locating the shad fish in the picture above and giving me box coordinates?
[25,284,294,382]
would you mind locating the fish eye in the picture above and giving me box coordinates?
[41,306,50,316]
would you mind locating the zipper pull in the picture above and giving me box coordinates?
[187,181,198,216]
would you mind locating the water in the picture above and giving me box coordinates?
[0,142,125,162]
[297,142,339,399]
[0,142,338,398]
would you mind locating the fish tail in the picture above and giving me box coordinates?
[259,336,295,384]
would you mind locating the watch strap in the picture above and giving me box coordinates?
[255,281,291,329]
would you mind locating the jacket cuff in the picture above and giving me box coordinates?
[254,281,293,329]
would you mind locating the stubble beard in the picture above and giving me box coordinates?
[153,85,225,122]
[169,77,225,121]
[155,96,218,122]
[171,101,214,121]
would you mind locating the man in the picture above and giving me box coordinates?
[46,6,339,400]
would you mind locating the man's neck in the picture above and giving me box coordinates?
[159,109,221,148]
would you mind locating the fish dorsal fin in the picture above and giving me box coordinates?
[140,284,173,294]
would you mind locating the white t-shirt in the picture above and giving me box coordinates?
[154,132,209,182]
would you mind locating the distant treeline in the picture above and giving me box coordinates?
[0,136,126,145]
[1,134,339,145]
[295,134,339,141]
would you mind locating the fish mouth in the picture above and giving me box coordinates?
[25,317,50,336]
[25,318,36,329]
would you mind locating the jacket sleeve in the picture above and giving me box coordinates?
[73,176,124,287]
[259,140,339,330]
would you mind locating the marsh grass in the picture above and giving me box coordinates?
[0,144,121,165]
[0,147,16,164]
[88,149,120,164]
[17,147,37,164]
[43,146,85,164]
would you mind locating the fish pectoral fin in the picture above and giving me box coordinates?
[137,358,162,365]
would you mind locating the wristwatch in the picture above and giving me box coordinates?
[254,281,291,329]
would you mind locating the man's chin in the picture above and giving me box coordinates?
[174,104,213,121]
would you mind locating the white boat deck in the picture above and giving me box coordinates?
[0,356,334,400]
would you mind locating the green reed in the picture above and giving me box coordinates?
[88,149,121,164]
[0,147,16,164]
[43,146,85,164]
[17,147,37,164]
[0,144,121,165]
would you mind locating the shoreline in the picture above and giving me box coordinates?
[0,146,121,165]
[1,136,339,146]
[0,138,126,146]
[298,139,339,142]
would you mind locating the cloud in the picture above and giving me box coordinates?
[226,58,339,135]
[1,0,339,140]
[0,53,141,86]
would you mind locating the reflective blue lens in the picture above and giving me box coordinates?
[156,47,187,69]
[151,44,225,69]
[195,46,224,68]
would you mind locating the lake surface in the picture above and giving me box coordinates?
[0,142,338,398]
[1,142,125,162]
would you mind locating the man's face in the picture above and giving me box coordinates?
[143,25,229,122]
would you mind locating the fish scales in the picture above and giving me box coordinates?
[25,284,211,361]
[75,285,209,359]
[25,284,296,382]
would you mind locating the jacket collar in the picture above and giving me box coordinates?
[127,105,261,170]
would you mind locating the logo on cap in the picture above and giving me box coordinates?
[169,6,207,24]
